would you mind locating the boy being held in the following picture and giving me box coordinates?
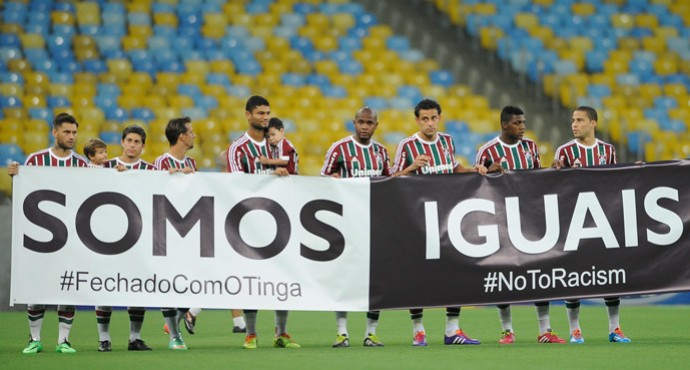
[260,117,299,174]
[83,138,108,167]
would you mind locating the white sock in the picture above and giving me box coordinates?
[96,306,112,341]
[189,307,202,317]
[536,304,551,335]
[412,318,424,334]
[445,316,459,336]
[128,307,145,342]
[567,306,580,333]
[57,306,75,343]
[498,305,513,332]
[233,315,246,329]
[335,311,348,336]
[607,305,620,332]
[28,305,45,341]
[366,317,379,336]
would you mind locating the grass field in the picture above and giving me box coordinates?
[1,305,688,369]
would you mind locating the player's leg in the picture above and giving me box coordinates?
[127,307,152,350]
[162,308,187,350]
[243,309,258,349]
[535,301,565,343]
[565,299,584,343]
[274,310,299,348]
[444,307,480,345]
[497,304,515,344]
[56,305,77,353]
[410,308,426,346]
[605,297,631,342]
[175,308,192,334]
[184,308,201,334]
[23,304,45,354]
[363,310,383,347]
[232,309,246,333]
[333,311,349,347]
[95,305,113,352]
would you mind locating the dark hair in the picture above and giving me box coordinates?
[83,138,106,159]
[575,105,598,121]
[268,117,284,130]
[165,116,192,146]
[500,106,525,123]
[414,99,442,118]
[245,95,270,112]
[53,112,78,128]
[122,124,147,144]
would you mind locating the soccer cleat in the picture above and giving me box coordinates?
[412,331,427,346]
[609,328,631,343]
[22,338,43,354]
[444,329,481,345]
[538,329,566,343]
[98,340,112,352]
[570,329,585,344]
[55,341,77,353]
[498,330,515,344]
[274,333,301,348]
[363,333,384,347]
[163,324,170,334]
[168,337,188,350]
[128,339,153,351]
[233,326,247,333]
[243,334,257,349]
[332,334,350,348]
[184,311,196,335]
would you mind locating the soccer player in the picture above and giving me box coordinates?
[227,95,298,349]
[260,117,299,174]
[392,99,485,347]
[83,138,108,167]
[322,107,391,348]
[105,124,156,171]
[154,117,198,350]
[7,112,88,354]
[475,105,565,344]
[180,148,248,336]
[553,105,630,344]
[91,125,155,352]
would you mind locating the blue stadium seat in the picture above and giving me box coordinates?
[0,143,25,165]
[47,95,70,108]
[130,108,154,123]
[100,131,122,144]
[104,106,129,122]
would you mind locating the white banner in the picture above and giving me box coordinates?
[11,167,370,311]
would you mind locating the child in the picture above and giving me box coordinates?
[83,138,108,167]
[260,117,299,174]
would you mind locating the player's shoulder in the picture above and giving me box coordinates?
[477,136,500,152]
[72,152,89,166]
[555,139,577,152]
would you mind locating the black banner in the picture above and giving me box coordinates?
[370,160,690,310]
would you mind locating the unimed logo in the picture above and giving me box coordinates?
[22,191,346,262]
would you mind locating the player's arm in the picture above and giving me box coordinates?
[454,163,487,175]
[259,156,289,166]
[393,154,429,176]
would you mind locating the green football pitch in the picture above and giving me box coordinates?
[1,305,688,369]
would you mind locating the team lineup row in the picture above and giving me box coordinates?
[7,95,630,353]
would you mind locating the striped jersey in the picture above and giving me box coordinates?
[105,157,156,170]
[392,133,458,175]
[227,133,275,175]
[24,147,88,168]
[154,153,198,171]
[554,139,616,167]
[270,138,299,175]
[321,136,392,178]
[476,137,541,170]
